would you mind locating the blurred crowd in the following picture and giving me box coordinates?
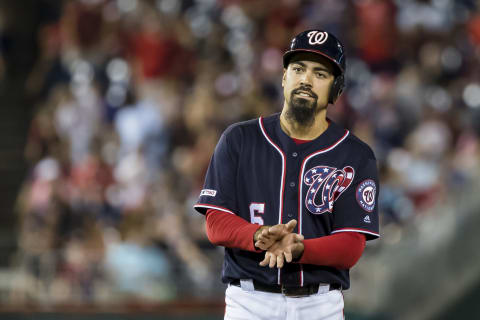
[4,0,480,305]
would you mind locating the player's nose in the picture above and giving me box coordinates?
[299,71,313,86]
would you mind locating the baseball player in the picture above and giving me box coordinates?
[194,29,380,320]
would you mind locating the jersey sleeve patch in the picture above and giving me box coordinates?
[355,179,376,212]
[200,189,217,197]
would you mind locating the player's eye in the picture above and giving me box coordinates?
[292,66,303,72]
[316,72,327,78]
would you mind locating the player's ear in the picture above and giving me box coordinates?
[282,68,287,87]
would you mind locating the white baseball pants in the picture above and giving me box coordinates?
[224,281,344,320]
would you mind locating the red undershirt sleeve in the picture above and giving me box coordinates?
[205,209,366,268]
[297,233,366,269]
[205,209,262,252]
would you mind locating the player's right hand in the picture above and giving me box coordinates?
[254,219,297,250]
[259,232,304,268]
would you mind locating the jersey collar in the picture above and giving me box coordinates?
[267,113,348,152]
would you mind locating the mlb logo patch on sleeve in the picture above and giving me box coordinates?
[356,179,376,212]
[200,189,217,197]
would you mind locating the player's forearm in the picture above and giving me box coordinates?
[205,209,261,252]
[297,232,366,269]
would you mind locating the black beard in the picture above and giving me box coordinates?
[285,88,320,127]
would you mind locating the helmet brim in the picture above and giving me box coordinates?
[283,49,344,76]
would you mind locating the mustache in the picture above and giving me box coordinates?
[292,86,317,98]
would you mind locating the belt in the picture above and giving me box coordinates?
[230,279,341,297]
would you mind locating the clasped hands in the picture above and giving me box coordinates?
[253,219,304,269]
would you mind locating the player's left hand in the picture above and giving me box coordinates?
[259,233,304,268]
[254,219,297,250]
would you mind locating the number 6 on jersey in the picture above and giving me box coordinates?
[249,203,265,225]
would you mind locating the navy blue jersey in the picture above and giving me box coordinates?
[194,113,380,290]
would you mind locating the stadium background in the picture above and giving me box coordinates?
[0,0,480,319]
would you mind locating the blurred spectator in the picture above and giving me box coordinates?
[354,0,397,70]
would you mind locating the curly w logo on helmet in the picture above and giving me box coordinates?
[307,31,328,45]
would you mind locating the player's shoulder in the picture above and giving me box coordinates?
[217,117,260,152]
[335,124,376,161]
[223,114,278,137]
[223,117,259,135]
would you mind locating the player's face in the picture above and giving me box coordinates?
[282,52,335,126]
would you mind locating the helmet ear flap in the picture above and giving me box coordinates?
[328,74,345,104]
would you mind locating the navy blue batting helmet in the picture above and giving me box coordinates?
[283,30,346,103]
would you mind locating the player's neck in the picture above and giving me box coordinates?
[279,108,329,140]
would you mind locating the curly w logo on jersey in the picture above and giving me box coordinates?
[304,166,355,214]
